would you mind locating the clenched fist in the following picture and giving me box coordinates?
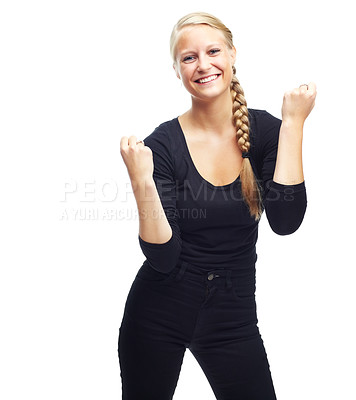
[282,82,317,125]
[120,136,154,184]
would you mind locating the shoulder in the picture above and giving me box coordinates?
[142,117,179,152]
[143,117,179,148]
[141,117,180,170]
[248,108,282,152]
[248,108,281,133]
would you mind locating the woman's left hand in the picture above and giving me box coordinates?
[281,82,317,126]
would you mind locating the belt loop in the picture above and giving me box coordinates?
[226,270,232,289]
[175,261,188,281]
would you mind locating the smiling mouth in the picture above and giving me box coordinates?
[194,74,221,84]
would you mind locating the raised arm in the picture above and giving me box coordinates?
[273,82,317,185]
[120,125,182,273]
[252,93,314,235]
[262,83,317,234]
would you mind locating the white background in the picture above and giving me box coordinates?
[1,0,355,399]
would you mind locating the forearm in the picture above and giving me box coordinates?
[132,177,173,244]
[273,119,304,185]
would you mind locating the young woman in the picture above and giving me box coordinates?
[118,12,316,400]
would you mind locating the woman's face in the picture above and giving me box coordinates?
[174,24,236,102]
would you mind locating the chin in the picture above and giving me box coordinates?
[190,86,230,102]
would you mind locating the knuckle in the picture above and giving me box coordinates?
[120,141,127,153]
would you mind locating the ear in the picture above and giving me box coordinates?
[173,63,181,80]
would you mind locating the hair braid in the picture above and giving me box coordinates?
[231,66,262,220]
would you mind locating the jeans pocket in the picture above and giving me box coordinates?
[135,260,176,285]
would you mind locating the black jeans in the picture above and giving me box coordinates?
[118,259,277,400]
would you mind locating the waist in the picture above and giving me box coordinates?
[172,256,257,287]
[178,246,258,272]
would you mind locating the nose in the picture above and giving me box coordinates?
[197,54,211,72]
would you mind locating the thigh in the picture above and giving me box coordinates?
[118,315,186,400]
[118,265,191,400]
[188,283,277,400]
[190,333,277,400]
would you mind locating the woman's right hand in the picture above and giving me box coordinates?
[120,136,154,184]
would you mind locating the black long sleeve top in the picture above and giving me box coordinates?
[137,109,307,273]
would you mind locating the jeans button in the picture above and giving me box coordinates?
[208,273,214,281]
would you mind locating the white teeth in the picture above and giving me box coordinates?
[197,75,218,83]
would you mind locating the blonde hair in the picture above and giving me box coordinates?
[170,12,262,220]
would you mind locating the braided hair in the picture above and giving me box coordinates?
[231,65,262,219]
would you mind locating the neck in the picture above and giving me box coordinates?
[187,90,234,135]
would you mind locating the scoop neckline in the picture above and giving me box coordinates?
[175,117,241,190]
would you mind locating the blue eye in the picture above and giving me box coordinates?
[183,55,195,62]
[209,48,221,55]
